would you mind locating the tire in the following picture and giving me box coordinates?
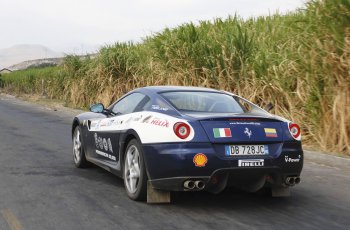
[123,139,147,201]
[72,126,90,168]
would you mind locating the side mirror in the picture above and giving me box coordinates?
[90,103,104,113]
[264,102,274,112]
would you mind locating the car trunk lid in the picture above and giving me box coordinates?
[199,117,283,143]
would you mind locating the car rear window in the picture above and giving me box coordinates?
[160,91,244,113]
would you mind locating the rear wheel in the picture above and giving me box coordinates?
[123,139,147,201]
[72,126,89,168]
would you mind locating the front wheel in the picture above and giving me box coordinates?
[123,139,147,201]
[72,126,90,168]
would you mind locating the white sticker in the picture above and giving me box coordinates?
[285,155,301,163]
[96,150,116,161]
[230,122,261,126]
[238,159,264,167]
[151,105,169,111]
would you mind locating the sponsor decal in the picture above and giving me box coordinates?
[151,105,169,111]
[244,127,252,138]
[91,120,100,129]
[213,128,232,138]
[285,155,301,163]
[103,138,108,151]
[107,119,114,126]
[125,117,133,124]
[99,120,109,127]
[193,153,207,167]
[230,122,261,126]
[264,128,278,138]
[94,133,115,161]
[238,159,264,167]
[141,115,152,123]
[92,118,113,128]
[149,118,169,128]
[107,139,113,153]
[94,133,113,153]
[96,150,116,161]
[98,137,103,149]
[112,119,123,126]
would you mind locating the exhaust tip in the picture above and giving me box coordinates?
[285,177,295,186]
[184,180,195,189]
[195,180,205,190]
[295,177,301,184]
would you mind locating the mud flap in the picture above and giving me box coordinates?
[147,181,171,203]
[271,186,290,197]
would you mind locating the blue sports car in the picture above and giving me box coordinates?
[72,86,303,203]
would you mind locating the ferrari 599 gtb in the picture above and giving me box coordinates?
[72,86,303,202]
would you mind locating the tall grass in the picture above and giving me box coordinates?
[0,66,68,97]
[1,0,349,155]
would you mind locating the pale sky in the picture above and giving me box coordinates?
[0,0,306,54]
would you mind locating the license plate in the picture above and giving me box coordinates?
[225,145,268,156]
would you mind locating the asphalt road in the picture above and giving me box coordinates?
[0,94,349,230]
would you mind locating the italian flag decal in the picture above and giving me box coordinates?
[213,128,232,138]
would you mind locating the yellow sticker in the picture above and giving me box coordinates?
[193,153,208,167]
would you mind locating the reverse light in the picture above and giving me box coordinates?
[173,122,191,139]
[289,123,301,140]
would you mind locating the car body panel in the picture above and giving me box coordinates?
[88,112,195,143]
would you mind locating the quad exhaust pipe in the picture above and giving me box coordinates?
[184,180,195,189]
[195,180,205,190]
[184,180,205,190]
[285,176,301,186]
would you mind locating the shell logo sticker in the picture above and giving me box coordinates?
[193,153,208,167]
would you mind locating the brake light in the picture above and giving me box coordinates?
[173,122,191,139]
[289,123,301,140]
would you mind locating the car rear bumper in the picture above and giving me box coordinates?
[142,142,303,191]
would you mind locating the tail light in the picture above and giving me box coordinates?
[289,123,301,140]
[173,122,191,139]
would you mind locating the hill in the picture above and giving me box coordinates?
[0,44,63,69]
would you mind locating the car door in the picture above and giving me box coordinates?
[90,93,149,168]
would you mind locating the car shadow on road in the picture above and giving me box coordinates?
[72,164,125,187]
[171,188,296,207]
[73,164,307,211]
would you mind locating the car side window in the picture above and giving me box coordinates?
[134,96,151,112]
[112,93,146,115]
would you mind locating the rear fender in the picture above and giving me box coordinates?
[118,129,152,179]
[118,129,142,163]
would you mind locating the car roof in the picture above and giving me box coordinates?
[139,86,221,93]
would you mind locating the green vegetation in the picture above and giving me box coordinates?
[1,0,349,155]
[1,66,67,97]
